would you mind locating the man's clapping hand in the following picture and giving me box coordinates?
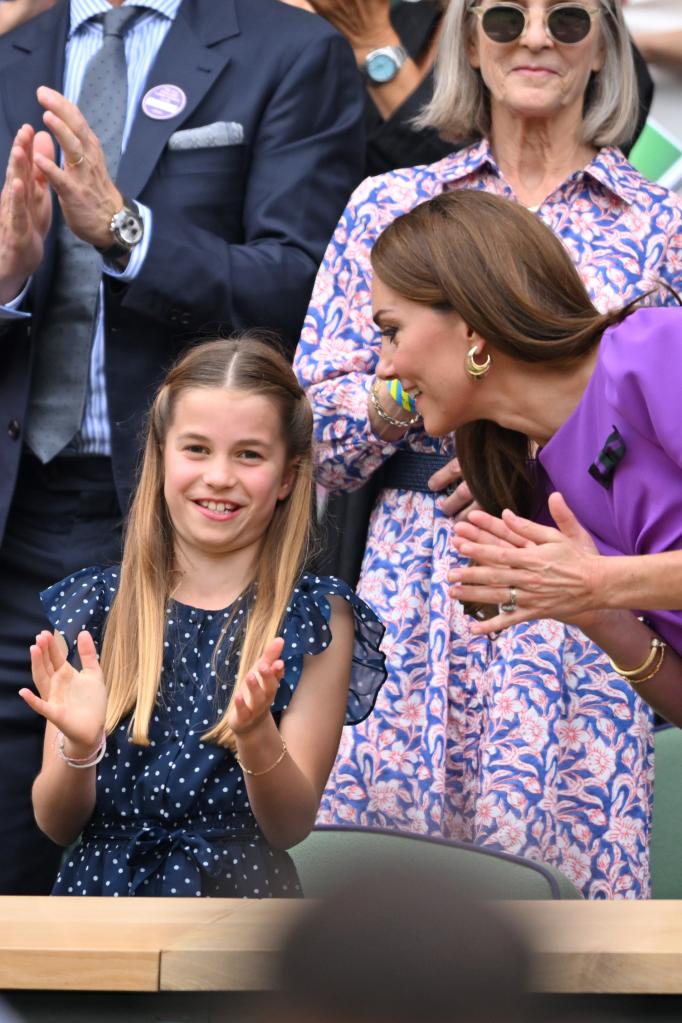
[0,124,53,304]
[34,86,124,251]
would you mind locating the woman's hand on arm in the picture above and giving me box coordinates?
[21,630,104,846]
[428,456,479,521]
[233,601,354,849]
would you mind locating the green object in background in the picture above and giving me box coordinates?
[651,725,682,899]
[629,118,682,191]
[290,827,583,900]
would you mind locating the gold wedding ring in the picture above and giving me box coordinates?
[67,153,85,168]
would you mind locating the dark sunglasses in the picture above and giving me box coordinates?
[472,3,601,44]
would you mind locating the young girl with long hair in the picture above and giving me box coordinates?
[21,337,385,897]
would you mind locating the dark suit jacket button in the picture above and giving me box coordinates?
[179,313,191,327]
[7,419,20,440]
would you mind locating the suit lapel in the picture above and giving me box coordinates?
[0,1,69,136]
[116,0,240,198]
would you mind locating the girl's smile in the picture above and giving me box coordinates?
[194,499,243,521]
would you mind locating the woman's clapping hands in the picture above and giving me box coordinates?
[449,492,606,635]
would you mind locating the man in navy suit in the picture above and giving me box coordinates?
[0,0,364,893]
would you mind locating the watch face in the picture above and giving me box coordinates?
[367,53,398,84]
[113,209,143,247]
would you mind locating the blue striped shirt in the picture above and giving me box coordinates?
[68,0,182,455]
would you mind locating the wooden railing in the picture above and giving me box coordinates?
[1,898,682,994]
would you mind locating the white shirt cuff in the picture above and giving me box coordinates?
[0,278,32,319]
[101,202,152,282]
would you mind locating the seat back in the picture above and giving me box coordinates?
[651,724,682,898]
[290,826,583,900]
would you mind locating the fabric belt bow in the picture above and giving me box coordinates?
[91,819,258,894]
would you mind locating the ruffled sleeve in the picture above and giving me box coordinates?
[40,565,120,658]
[273,573,386,725]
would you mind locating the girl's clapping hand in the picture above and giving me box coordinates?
[21,629,107,755]
[228,637,285,735]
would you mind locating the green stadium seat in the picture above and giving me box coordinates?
[651,724,682,899]
[289,826,583,900]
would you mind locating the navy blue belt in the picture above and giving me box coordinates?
[378,451,452,493]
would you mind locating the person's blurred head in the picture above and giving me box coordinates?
[418,0,639,147]
[274,863,533,1023]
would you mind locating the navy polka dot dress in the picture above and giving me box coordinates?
[40,567,385,898]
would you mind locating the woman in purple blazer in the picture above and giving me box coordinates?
[370,188,682,727]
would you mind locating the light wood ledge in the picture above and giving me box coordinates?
[1,898,682,994]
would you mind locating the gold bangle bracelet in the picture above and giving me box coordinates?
[236,736,288,777]
[609,637,667,683]
[626,644,667,685]
[370,382,421,429]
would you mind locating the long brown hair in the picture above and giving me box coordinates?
[100,337,314,747]
[371,190,638,516]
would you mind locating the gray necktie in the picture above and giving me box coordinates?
[25,6,144,464]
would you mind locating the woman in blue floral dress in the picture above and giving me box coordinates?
[21,338,385,897]
[294,0,682,897]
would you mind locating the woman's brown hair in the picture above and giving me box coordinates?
[100,336,314,748]
[371,190,637,516]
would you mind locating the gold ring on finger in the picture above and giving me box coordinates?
[67,153,85,168]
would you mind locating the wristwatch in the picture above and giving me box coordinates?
[363,44,408,85]
[97,197,144,261]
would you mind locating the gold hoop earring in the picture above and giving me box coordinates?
[465,345,491,380]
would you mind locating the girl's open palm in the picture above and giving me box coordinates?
[227,637,285,736]
[21,630,107,751]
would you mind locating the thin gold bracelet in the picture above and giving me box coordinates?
[236,736,288,777]
[627,648,667,685]
[609,637,667,684]
[370,382,421,429]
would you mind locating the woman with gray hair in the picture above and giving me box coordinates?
[294,0,682,899]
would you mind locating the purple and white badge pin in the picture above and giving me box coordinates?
[142,84,187,121]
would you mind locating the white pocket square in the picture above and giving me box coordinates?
[168,122,244,150]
